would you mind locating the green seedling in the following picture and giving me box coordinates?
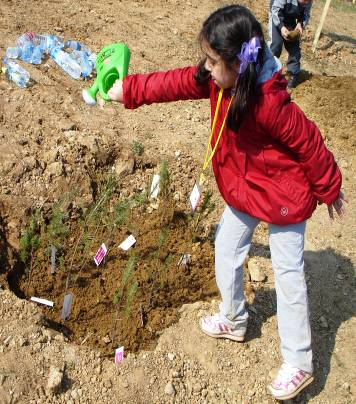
[192,190,215,242]
[68,173,118,287]
[123,280,138,317]
[20,209,42,295]
[132,140,144,156]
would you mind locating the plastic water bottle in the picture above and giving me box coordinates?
[16,32,36,47]
[88,52,97,68]
[70,50,93,77]
[6,47,21,59]
[20,44,43,64]
[50,48,82,79]
[46,35,65,52]
[2,57,30,88]
[32,34,49,51]
[65,40,91,54]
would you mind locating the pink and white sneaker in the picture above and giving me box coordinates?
[268,362,314,401]
[200,314,246,342]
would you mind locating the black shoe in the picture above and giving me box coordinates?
[287,74,298,88]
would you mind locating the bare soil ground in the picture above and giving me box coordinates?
[0,0,355,403]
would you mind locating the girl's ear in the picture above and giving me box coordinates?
[231,61,240,74]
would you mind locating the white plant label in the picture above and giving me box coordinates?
[115,346,124,364]
[150,174,160,199]
[178,253,191,267]
[61,293,73,320]
[30,297,54,307]
[50,245,57,274]
[94,243,107,266]
[119,235,136,251]
[189,183,201,212]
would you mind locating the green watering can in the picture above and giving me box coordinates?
[82,43,130,105]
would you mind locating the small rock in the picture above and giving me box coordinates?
[102,335,111,344]
[113,157,135,178]
[171,371,181,378]
[45,161,63,178]
[104,379,112,388]
[46,366,64,394]
[248,259,266,282]
[319,316,328,328]
[193,383,202,393]
[164,382,176,396]
[167,353,175,361]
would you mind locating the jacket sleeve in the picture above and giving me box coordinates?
[123,66,210,109]
[262,92,342,205]
[271,0,288,32]
[300,3,312,28]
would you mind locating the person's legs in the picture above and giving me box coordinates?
[200,206,259,341]
[268,221,313,400]
[215,206,259,327]
[269,17,284,58]
[269,221,312,372]
[285,39,301,87]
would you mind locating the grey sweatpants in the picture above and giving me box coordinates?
[268,14,301,75]
[215,206,313,373]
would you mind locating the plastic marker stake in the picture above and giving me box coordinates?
[150,174,160,199]
[61,293,73,320]
[119,235,136,251]
[178,253,191,267]
[115,346,124,364]
[189,183,201,212]
[50,245,57,274]
[94,243,107,266]
[30,297,54,307]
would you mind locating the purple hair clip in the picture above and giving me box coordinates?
[237,37,261,74]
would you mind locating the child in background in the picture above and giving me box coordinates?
[108,4,346,400]
[269,0,313,88]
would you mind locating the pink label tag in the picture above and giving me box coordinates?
[94,243,107,266]
[115,346,124,364]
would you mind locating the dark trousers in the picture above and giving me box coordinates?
[269,20,301,75]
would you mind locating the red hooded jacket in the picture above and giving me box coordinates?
[123,66,341,225]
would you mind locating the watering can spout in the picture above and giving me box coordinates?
[83,43,130,105]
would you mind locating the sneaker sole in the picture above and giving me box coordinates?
[201,328,245,342]
[268,375,314,401]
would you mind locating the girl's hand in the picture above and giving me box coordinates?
[327,191,348,220]
[281,26,290,41]
[108,79,124,103]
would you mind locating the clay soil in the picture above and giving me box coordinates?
[0,0,355,403]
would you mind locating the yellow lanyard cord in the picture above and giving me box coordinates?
[202,88,234,174]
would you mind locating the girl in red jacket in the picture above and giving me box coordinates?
[108,4,346,401]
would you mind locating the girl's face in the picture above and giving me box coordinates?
[202,41,239,89]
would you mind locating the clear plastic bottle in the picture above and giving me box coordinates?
[46,35,65,52]
[50,48,82,80]
[65,40,91,54]
[2,57,30,88]
[6,47,21,59]
[88,52,97,68]
[16,32,36,47]
[70,50,93,78]
[19,44,44,65]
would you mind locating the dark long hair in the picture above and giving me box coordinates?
[196,5,265,131]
